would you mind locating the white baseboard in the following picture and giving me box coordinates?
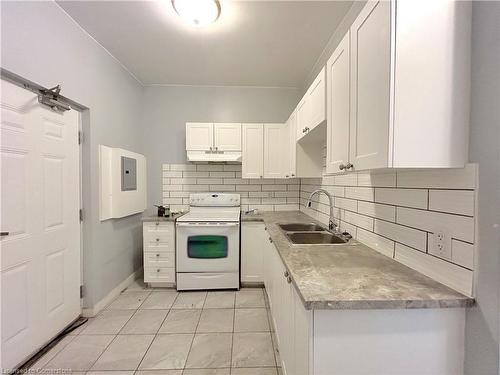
[81,267,143,317]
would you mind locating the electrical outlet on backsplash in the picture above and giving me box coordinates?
[161,162,477,297]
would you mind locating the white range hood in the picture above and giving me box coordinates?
[187,150,242,163]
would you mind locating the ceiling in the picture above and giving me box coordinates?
[57,1,352,88]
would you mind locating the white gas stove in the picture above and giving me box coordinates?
[176,193,240,290]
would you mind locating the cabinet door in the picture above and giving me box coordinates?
[263,124,284,178]
[308,67,326,132]
[214,123,241,151]
[241,222,265,282]
[186,122,213,151]
[293,287,312,375]
[326,31,350,174]
[296,97,309,140]
[349,0,391,171]
[242,124,264,179]
[288,111,297,177]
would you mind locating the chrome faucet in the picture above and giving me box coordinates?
[307,189,338,232]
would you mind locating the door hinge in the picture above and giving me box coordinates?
[78,131,83,145]
[79,209,84,222]
[80,285,85,298]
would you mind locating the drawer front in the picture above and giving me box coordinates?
[144,231,174,246]
[143,221,174,234]
[144,252,175,268]
[144,267,175,282]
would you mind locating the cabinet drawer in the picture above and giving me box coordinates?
[144,231,174,245]
[144,267,175,282]
[144,252,175,268]
[143,221,174,234]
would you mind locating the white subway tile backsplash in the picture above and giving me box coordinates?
[358,201,396,222]
[183,171,210,177]
[451,240,475,270]
[342,211,373,231]
[209,185,235,191]
[375,188,428,209]
[236,185,261,192]
[345,187,374,201]
[170,164,196,171]
[196,164,224,171]
[396,164,476,189]
[163,171,183,178]
[374,219,427,252]
[184,184,209,191]
[249,192,273,198]
[171,178,197,185]
[428,190,474,216]
[334,173,358,186]
[197,178,223,185]
[394,243,473,296]
[262,184,286,191]
[223,178,248,185]
[357,172,396,187]
[210,171,236,178]
[334,197,358,212]
[357,228,395,258]
[396,207,474,243]
[223,164,242,171]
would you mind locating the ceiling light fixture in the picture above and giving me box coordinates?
[171,0,221,27]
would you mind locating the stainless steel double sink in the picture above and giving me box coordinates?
[278,223,350,245]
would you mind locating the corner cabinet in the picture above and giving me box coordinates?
[326,0,471,174]
[242,123,285,179]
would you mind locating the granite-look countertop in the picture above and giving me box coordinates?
[243,211,474,310]
[141,212,185,222]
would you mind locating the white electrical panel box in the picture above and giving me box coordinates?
[99,145,147,221]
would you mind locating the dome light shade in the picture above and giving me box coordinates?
[172,0,221,27]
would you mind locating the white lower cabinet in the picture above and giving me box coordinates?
[143,221,175,286]
[261,224,464,375]
[241,222,266,283]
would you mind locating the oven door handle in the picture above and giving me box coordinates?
[176,222,239,227]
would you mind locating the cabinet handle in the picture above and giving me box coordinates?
[285,175,289,178]
[0,232,9,237]
[264,227,267,231]
[346,163,354,170]
[268,237,273,243]
[209,146,213,151]
[339,164,346,171]
[260,175,263,178]
[157,269,160,273]
[305,127,310,132]
[291,174,295,177]
[284,271,289,278]
[156,238,160,242]
[215,146,218,151]
[286,276,292,284]
[155,222,159,226]
[156,253,160,257]
[302,128,306,133]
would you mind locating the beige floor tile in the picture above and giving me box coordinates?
[234,309,269,332]
[197,309,234,333]
[120,310,168,334]
[158,310,201,333]
[231,333,275,368]
[183,369,230,375]
[81,310,134,335]
[135,371,182,375]
[185,333,232,369]
[107,291,150,310]
[44,335,115,371]
[204,292,235,309]
[141,291,178,309]
[138,334,193,370]
[231,369,277,375]
[235,290,265,308]
[29,335,76,369]
[171,292,207,309]
[91,335,154,370]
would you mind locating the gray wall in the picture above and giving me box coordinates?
[465,2,500,374]
[141,85,300,209]
[1,2,145,308]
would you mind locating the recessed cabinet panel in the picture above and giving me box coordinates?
[186,122,213,151]
[308,67,326,132]
[296,97,308,141]
[242,124,264,179]
[214,123,241,151]
[263,124,284,178]
[326,31,350,174]
[349,0,391,171]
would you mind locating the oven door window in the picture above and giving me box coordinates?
[187,235,228,259]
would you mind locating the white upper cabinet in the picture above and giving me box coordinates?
[297,67,326,141]
[214,123,241,151]
[349,0,391,171]
[186,122,214,151]
[307,67,326,133]
[242,123,264,179]
[325,0,471,174]
[264,124,285,178]
[326,31,350,174]
[186,122,242,152]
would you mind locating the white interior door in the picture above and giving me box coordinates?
[214,123,241,151]
[1,79,81,369]
[326,31,350,174]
